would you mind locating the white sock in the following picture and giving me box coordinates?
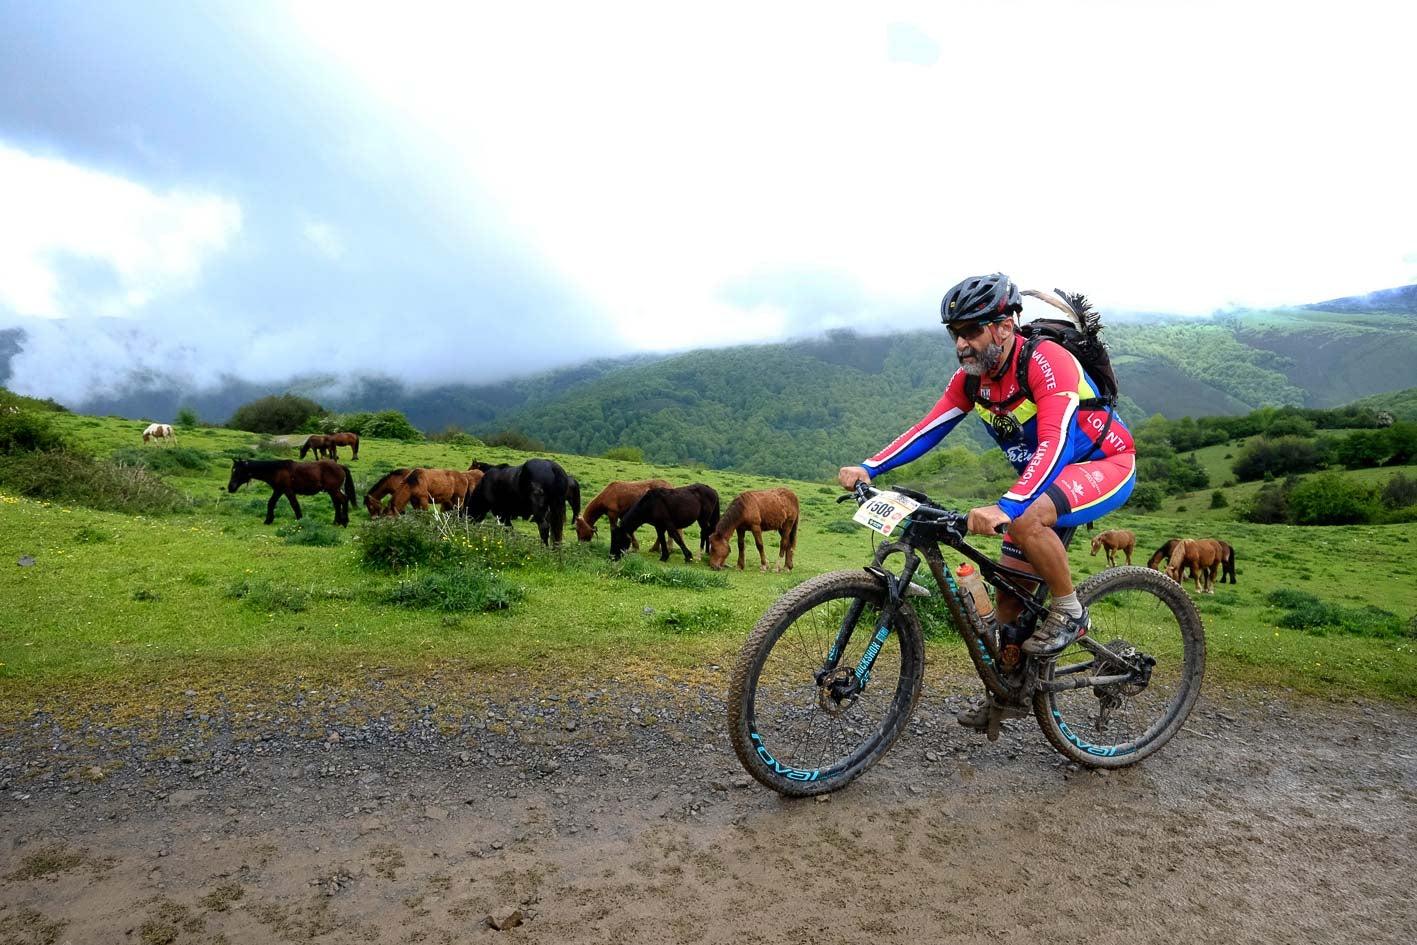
[1052,592,1083,619]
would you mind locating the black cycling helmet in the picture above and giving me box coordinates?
[940,272,1022,324]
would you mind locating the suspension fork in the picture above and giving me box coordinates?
[815,547,923,692]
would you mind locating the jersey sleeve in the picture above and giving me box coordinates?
[997,340,1087,518]
[861,370,973,478]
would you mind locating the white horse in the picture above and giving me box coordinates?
[142,422,175,445]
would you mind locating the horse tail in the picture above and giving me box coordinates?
[342,466,356,504]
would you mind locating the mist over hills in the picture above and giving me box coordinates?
[3,287,1415,479]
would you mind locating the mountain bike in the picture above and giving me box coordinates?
[727,482,1205,797]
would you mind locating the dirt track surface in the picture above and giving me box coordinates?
[3,671,1415,945]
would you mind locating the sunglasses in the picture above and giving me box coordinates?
[946,318,1002,341]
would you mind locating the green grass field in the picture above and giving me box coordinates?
[2,414,1414,721]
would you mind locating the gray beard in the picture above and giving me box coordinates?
[958,342,1005,376]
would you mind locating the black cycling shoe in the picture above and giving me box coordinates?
[1022,606,1090,657]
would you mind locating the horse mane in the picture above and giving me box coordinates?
[369,468,409,494]
[239,459,293,471]
[405,468,426,487]
[713,493,750,540]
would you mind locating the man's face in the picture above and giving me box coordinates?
[950,319,1006,376]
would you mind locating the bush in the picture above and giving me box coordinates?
[1232,436,1323,482]
[382,564,522,613]
[1125,482,1164,512]
[606,554,729,590]
[0,450,191,514]
[1383,472,1417,509]
[1209,489,1228,509]
[227,394,325,435]
[483,429,545,451]
[1286,473,1378,526]
[340,410,422,441]
[1266,589,1408,639]
[111,445,210,474]
[175,407,200,428]
[0,408,67,455]
[426,425,484,447]
[358,514,443,572]
[648,604,736,634]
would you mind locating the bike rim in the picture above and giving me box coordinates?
[744,590,912,785]
[1041,584,1197,758]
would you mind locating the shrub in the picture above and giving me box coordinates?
[359,514,442,572]
[1210,489,1228,509]
[227,394,325,435]
[175,407,200,428]
[426,425,484,447]
[382,564,522,613]
[606,554,728,590]
[1238,484,1288,524]
[1383,472,1417,509]
[1125,482,1164,512]
[1232,436,1322,482]
[355,410,423,441]
[0,450,191,514]
[602,446,645,462]
[0,408,67,455]
[483,429,545,451]
[1286,473,1378,526]
[111,446,210,474]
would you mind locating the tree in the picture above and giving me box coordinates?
[1286,473,1378,526]
[227,394,325,434]
[176,406,200,428]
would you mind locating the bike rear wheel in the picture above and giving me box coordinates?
[1034,566,1205,768]
[727,570,924,797]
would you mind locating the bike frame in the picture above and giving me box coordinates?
[823,496,1144,707]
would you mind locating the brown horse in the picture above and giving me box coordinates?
[1166,538,1228,594]
[707,488,799,572]
[364,468,412,516]
[1089,528,1136,567]
[1147,539,1183,572]
[575,478,678,553]
[401,468,482,512]
[227,458,355,526]
[298,434,335,460]
[327,431,360,460]
[610,484,720,562]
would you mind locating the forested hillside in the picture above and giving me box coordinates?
[7,291,1415,481]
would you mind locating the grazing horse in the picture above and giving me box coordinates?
[364,468,412,517]
[575,478,678,552]
[327,431,360,460]
[465,458,572,546]
[403,467,482,513]
[1166,538,1229,594]
[1147,539,1183,572]
[298,434,335,460]
[227,458,355,526]
[707,488,799,572]
[610,484,720,563]
[1089,528,1136,567]
[142,422,175,445]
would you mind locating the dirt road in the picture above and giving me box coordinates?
[3,670,1414,944]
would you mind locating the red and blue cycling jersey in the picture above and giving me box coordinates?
[861,337,1136,524]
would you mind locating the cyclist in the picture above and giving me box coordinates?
[836,272,1137,730]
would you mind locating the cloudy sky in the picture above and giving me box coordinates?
[1,1,1413,406]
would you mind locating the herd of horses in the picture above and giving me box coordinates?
[1089,527,1238,593]
[212,422,1232,588]
[220,432,801,569]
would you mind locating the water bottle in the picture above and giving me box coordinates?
[955,561,996,637]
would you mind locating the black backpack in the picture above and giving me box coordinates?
[963,289,1118,411]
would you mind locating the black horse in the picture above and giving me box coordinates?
[610,483,720,562]
[464,459,572,546]
[227,458,355,526]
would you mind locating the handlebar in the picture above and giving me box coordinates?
[838,481,1008,538]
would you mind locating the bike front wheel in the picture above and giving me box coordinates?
[727,570,925,797]
[1034,566,1206,768]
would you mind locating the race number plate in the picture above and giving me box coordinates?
[852,491,921,538]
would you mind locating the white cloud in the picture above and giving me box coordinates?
[0,143,242,319]
[292,0,1416,337]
